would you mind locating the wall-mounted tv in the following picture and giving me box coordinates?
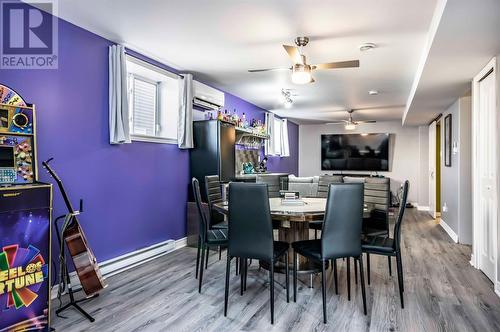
[321,133,390,171]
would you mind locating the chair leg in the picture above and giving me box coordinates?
[205,245,209,269]
[347,257,351,301]
[219,246,222,261]
[285,252,289,303]
[315,229,318,239]
[354,258,358,285]
[235,257,239,276]
[199,244,205,293]
[240,257,244,296]
[366,253,371,285]
[396,253,404,308]
[321,260,327,324]
[224,254,231,316]
[388,256,392,276]
[270,260,275,324]
[244,258,248,291]
[195,237,201,279]
[358,256,367,315]
[333,259,338,295]
[293,251,297,302]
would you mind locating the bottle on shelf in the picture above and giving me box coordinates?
[217,110,223,121]
[242,113,248,128]
[232,109,238,125]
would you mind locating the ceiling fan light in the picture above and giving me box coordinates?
[292,64,312,84]
[345,123,356,130]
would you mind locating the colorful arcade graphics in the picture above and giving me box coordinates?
[0,135,35,184]
[0,185,52,332]
[0,103,36,185]
[0,85,27,108]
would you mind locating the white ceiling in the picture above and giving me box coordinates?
[403,0,500,125]
[52,0,438,124]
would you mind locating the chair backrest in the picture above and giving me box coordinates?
[192,177,209,241]
[317,175,343,198]
[228,182,274,261]
[364,177,390,211]
[393,180,409,251]
[205,175,224,226]
[205,175,222,204]
[256,174,280,198]
[321,183,364,259]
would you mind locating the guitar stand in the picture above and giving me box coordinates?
[54,214,97,323]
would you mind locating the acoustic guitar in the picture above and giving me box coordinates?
[42,158,106,296]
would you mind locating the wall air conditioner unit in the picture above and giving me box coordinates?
[193,80,225,111]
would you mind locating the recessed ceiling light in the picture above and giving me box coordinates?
[368,90,379,95]
[359,43,377,52]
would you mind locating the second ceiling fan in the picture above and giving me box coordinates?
[248,36,360,84]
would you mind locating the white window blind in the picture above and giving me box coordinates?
[131,76,158,137]
[126,55,180,144]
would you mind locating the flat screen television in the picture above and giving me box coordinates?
[321,133,390,171]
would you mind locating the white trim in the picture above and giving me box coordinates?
[472,57,498,283]
[131,134,177,145]
[416,204,430,211]
[51,237,187,299]
[439,218,459,243]
[496,281,500,298]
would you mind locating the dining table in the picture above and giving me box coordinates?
[213,197,370,274]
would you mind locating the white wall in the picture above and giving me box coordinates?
[299,121,420,203]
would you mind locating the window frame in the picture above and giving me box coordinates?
[126,55,179,145]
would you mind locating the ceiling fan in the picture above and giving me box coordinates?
[248,36,360,84]
[326,110,376,130]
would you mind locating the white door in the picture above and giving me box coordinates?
[429,121,437,218]
[476,68,497,282]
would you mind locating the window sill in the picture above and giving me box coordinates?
[131,135,177,145]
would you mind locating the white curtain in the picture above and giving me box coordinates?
[178,73,194,149]
[265,112,276,156]
[109,45,131,144]
[281,119,290,157]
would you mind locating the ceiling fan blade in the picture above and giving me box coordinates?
[325,120,349,124]
[248,67,290,73]
[283,45,303,64]
[312,60,360,70]
[355,120,377,124]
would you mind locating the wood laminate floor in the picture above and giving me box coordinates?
[52,210,500,331]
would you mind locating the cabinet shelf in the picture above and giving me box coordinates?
[235,126,269,140]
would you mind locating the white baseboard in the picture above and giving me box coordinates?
[439,218,459,243]
[51,237,187,300]
[496,281,500,298]
[417,205,429,211]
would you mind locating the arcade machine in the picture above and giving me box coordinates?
[0,85,52,331]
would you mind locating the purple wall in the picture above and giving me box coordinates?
[0,15,298,263]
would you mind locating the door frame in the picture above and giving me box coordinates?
[471,57,498,291]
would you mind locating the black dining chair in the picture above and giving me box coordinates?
[292,183,367,323]
[205,175,228,230]
[192,178,228,293]
[362,180,409,309]
[205,175,228,263]
[311,175,344,239]
[224,182,289,324]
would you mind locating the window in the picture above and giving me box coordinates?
[127,55,179,143]
[266,114,290,157]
